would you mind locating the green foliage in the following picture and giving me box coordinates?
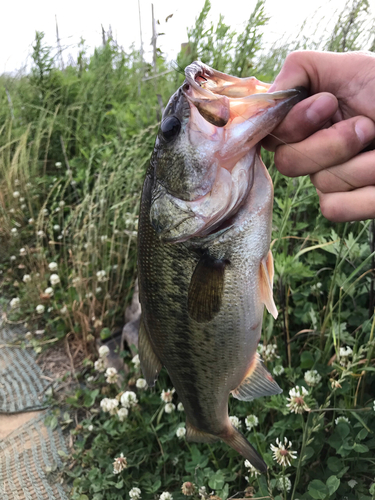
[0,1,375,499]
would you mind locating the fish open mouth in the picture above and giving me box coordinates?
[151,62,307,244]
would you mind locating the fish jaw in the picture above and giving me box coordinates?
[151,86,306,243]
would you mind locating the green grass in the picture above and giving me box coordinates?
[0,0,375,499]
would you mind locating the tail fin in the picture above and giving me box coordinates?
[221,425,267,473]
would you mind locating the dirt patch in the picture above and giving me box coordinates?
[37,335,88,379]
[0,410,44,439]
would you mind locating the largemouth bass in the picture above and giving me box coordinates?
[138,62,306,472]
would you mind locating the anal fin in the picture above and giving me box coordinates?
[232,353,282,401]
[138,317,162,387]
[259,250,278,319]
[186,420,220,444]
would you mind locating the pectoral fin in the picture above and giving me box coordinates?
[232,354,282,401]
[188,254,227,323]
[138,317,162,387]
[259,250,278,319]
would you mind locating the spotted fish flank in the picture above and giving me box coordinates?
[138,61,307,472]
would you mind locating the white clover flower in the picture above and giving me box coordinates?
[59,200,65,207]
[113,453,127,474]
[47,307,54,313]
[198,487,206,499]
[96,270,107,282]
[276,476,292,492]
[270,437,297,466]
[129,487,142,500]
[304,369,322,387]
[88,424,93,431]
[50,274,60,286]
[28,218,34,224]
[100,235,108,242]
[53,224,60,231]
[37,230,45,237]
[177,402,184,412]
[96,286,102,294]
[106,367,119,384]
[273,364,284,376]
[159,492,173,500]
[10,255,16,261]
[245,414,259,431]
[9,208,15,214]
[19,197,25,203]
[335,416,350,425]
[21,204,27,210]
[71,180,77,187]
[136,378,147,389]
[44,287,54,297]
[25,331,33,340]
[176,426,186,439]
[161,388,175,403]
[55,162,62,168]
[229,415,241,429]
[94,357,106,372]
[43,208,49,216]
[258,343,279,362]
[339,346,353,357]
[10,297,20,309]
[118,407,129,422]
[23,274,31,283]
[13,191,20,198]
[100,398,119,414]
[181,482,195,496]
[99,345,110,358]
[286,386,310,414]
[11,228,18,235]
[339,346,353,367]
[373,401,375,411]
[164,403,176,414]
[60,306,68,314]
[66,169,72,176]
[14,179,20,186]
[121,391,138,408]
[131,354,140,368]
[244,459,261,478]
[26,182,32,188]
[36,304,45,314]
[19,248,26,256]
[87,376,94,382]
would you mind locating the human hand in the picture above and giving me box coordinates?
[261,51,375,222]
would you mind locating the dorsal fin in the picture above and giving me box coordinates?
[188,254,227,323]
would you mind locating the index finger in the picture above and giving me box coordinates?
[261,92,338,152]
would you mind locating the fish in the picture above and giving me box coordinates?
[137,61,306,472]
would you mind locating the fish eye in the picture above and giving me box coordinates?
[160,116,181,143]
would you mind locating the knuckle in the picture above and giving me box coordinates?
[328,121,360,161]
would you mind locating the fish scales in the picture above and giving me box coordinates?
[138,62,307,471]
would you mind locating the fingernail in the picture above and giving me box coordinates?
[306,94,336,124]
[355,117,375,145]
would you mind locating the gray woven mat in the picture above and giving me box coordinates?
[0,318,49,413]
[0,411,69,500]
